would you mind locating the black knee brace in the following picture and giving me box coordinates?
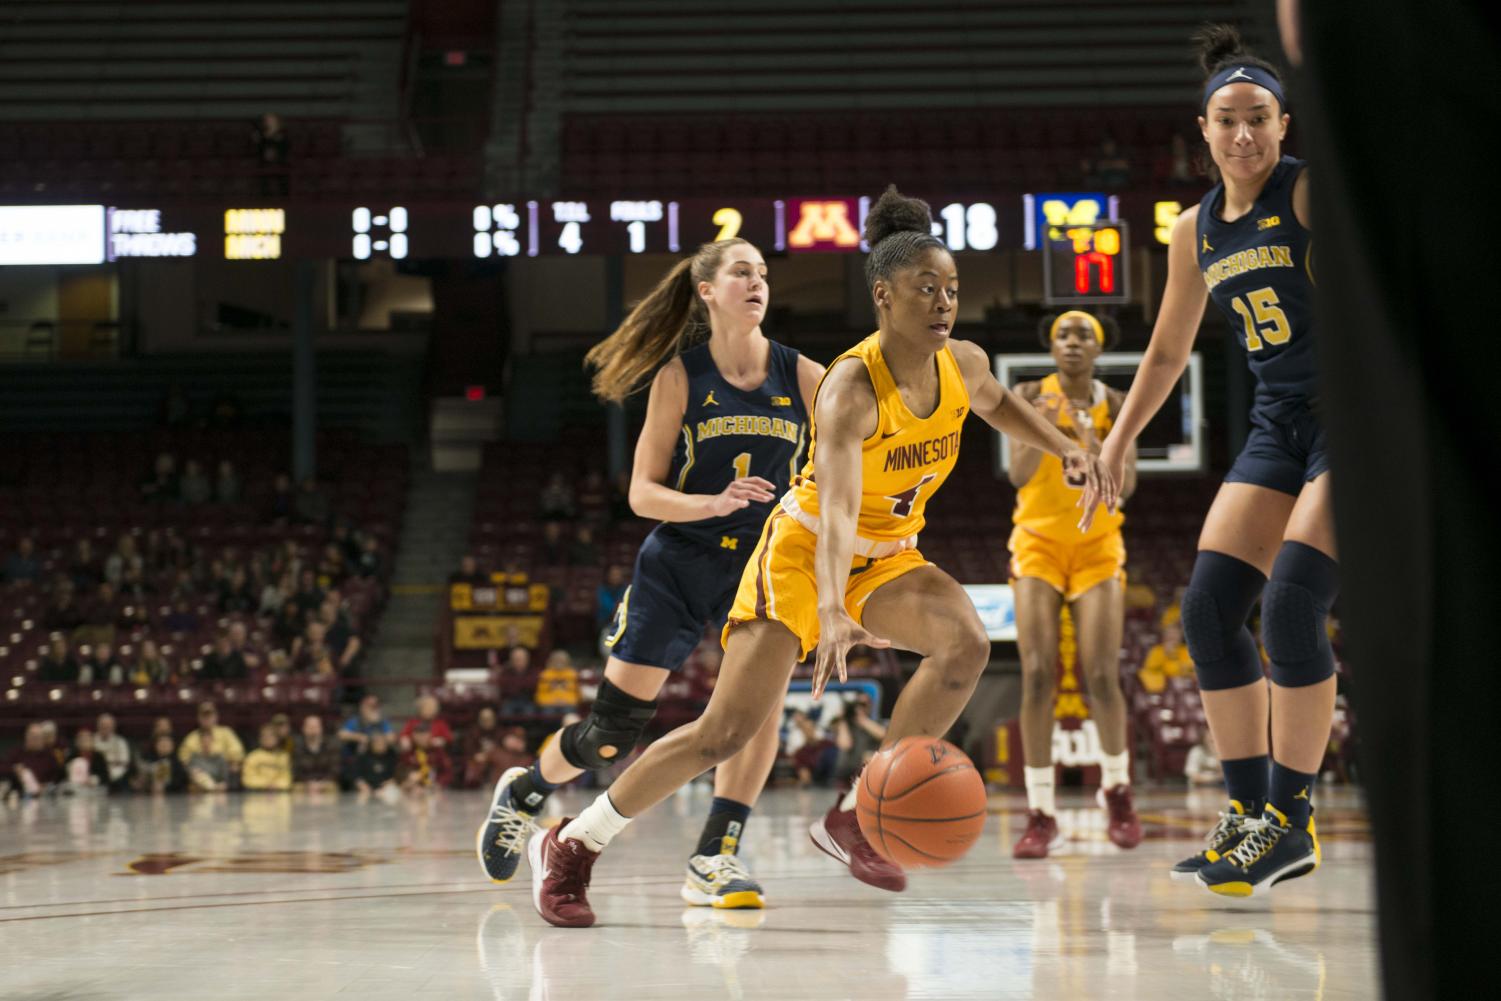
[559,678,658,771]
[1261,541,1339,688]
[1181,551,1267,691]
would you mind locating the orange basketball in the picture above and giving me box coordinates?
[855,736,988,868]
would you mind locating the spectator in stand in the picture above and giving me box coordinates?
[449,554,489,586]
[178,702,244,792]
[140,452,179,503]
[241,724,293,791]
[356,534,383,578]
[568,525,600,567]
[163,597,202,635]
[595,564,629,633]
[260,570,295,619]
[1083,137,1132,189]
[130,638,173,686]
[42,581,85,632]
[215,460,242,505]
[398,694,454,752]
[832,694,887,784]
[271,601,305,660]
[353,731,398,794]
[226,621,263,672]
[292,715,340,792]
[316,544,348,588]
[81,639,125,686]
[340,694,394,772]
[3,536,41,586]
[458,706,503,788]
[103,536,143,587]
[149,716,174,743]
[787,709,838,788]
[539,522,567,566]
[1138,621,1194,694]
[64,729,110,793]
[268,712,293,753]
[94,713,133,792]
[178,460,212,505]
[498,646,538,716]
[266,472,296,524]
[534,649,580,714]
[318,593,361,669]
[39,636,80,683]
[1185,728,1222,786]
[200,632,249,681]
[539,471,576,521]
[4,723,64,800]
[79,581,121,646]
[116,565,154,620]
[218,566,256,614]
[332,520,363,565]
[293,567,325,616]
[293,476,331,528]
[68,539,104,591]
[466,725,533,789]
[135,732,187,794]
[1155,133,1195,185]
[398,724,452,792]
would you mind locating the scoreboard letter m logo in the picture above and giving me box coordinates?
[788,202,861,248]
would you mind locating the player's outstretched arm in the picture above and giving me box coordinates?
[810,359,889,698]
[627,359,777,523]
[951,340,1117,527]
[1098,207,1208,489]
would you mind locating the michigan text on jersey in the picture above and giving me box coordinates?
[694,415,803,443]
[1201,245,1295,290]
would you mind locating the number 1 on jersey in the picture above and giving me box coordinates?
[732,452,751,480]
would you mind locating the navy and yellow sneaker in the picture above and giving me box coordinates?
[476,766,540,884]
[1170,800,1259,882]
[681,853,766,909]
[1195,805,1320,898]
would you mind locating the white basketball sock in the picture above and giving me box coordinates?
[1100,751,1131,791]
[1024,765,1056,816]
[561,793,631,852]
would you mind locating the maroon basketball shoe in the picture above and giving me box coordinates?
[809,801,907,892]
[1012,809,1062,859]
[527,821,600,928]
[1100,784,1143,849]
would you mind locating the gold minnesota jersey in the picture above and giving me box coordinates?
[1013,372,1125,542]
[781,333,969,550]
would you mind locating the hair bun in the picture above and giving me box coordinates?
[1193,23,1246,76]
[862,185,934,248]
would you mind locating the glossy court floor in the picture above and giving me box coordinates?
[0,783,1375,1000]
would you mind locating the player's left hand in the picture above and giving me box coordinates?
[1065,447,1117,532]
[812,609,890,699]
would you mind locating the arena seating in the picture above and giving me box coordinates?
[0,429,407,737]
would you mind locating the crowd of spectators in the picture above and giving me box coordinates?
[1,448,388,694]
[1,693,538,803]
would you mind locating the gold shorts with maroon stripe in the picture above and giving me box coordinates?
[723,507,932,661]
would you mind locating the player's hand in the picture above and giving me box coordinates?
[812,609,890,699]
[706,476,777,517]
[1065,447,1117,532]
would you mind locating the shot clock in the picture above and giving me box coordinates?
[1042,221,1130,306]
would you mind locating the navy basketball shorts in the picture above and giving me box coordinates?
[1225,403,1329,497]
[604,525,750,672]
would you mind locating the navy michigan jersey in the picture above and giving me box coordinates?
[1197,156,1316,421]
[666,340,808,551]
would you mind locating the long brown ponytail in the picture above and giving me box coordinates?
[584,238,749,403]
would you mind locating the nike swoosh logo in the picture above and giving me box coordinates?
[880,430,901,440]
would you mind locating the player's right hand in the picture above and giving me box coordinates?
[1097,436,1128,507]
[706,476,777,517]
[812,609,891,699]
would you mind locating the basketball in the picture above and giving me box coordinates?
[856,737,988,868]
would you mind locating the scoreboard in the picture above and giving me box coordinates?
[1,192,1156,271]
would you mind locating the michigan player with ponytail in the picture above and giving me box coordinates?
[476,238,823,911]
[1098,25,1336,897]
[1008,309,1142,859]
[523,187,1116,928]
